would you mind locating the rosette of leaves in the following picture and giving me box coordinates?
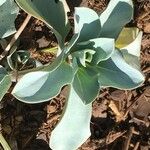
[7,46,36,71]
[12,0,144,149]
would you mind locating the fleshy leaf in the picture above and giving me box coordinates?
[121,30,143,57]
[0,66,11,101]
[15,0,70,47]
[0,0,19,38]
[120,30,143,70]
[0,0,6,6]
[69,7,101,52]
[12,61,73,103]
[116,27,140,49]
[65,34,79,53]
[12,53,73,103]
[72,49,95,67]
[99,0,133,39]
[120,51,141,70]
[97,49,144,89]
[7,48,31,70]
[97,50,144,89]
[74,7,101,42]
[50,86,92,150]
[73,66,99,104]
[78,38,115,64]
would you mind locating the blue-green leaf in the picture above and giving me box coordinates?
[120,31,143,70]
[12,61,73,103]
[0,0,6,6]
[0,0,19,38]
[74,7,101,42]
[50,86,92,150]
[0,66,11,101]
[68,7,101,52]
[12,53,74,103]
[121,31,143,57]
[72,49,95,67]
[15,0,70,47]
[78,38,115,64]
[99,0,133,39]
[97,49,144,89]
[73,66,99,104]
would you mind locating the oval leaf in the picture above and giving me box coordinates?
[121,30,143,57]
[73,66,99,104]
[74,7,101,42]
[78,38,115,64]
[72,49,95,67]
[120,30,143,70]
[12,62,73,103]
[116,27,140,49]
[0,66,11,101]
[97,50,144,89]
[0,0,6,6]
[99,0,133,39]
[16,0,70,47]
[69,7,101,52]
[50,86,92,150]
[0,0,19,38]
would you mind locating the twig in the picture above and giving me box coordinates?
[0,133,11,150]
[22,134,35,149]
[133,142,140,150]
[106,131,126,144]
[123,94,143,119]
[0,14,31,62]
[122,127,134,150]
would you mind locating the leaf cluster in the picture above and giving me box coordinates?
[0,0,145,149]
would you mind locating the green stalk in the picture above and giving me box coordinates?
[0,133,11,150]
[41,46,58,54]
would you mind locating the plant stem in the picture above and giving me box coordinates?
[42,46,58,54]
[0,133,11,150]
[0,14,31,62]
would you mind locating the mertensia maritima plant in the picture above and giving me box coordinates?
[0,0,145,149]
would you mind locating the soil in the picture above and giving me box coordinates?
[0,0,150,150]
